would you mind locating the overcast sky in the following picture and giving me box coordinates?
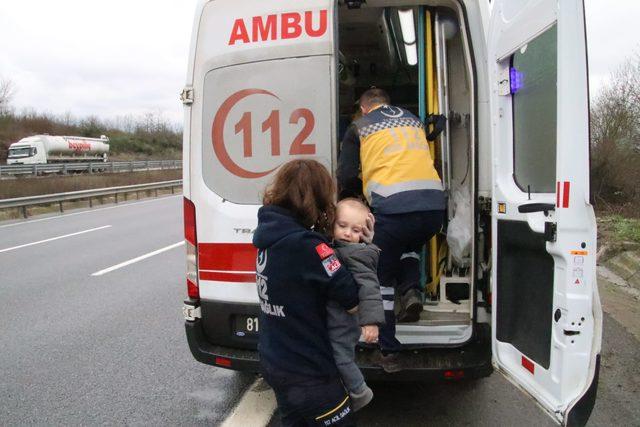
[0,0,638,127]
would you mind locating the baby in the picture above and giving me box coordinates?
[327,198,384,412]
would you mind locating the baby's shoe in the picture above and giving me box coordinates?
[350,385,374,412]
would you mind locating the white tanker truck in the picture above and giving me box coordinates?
[6,135,110,165]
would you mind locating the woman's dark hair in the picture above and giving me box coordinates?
[263,159,336,234]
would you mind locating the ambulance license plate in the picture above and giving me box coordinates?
[234,315,259,338]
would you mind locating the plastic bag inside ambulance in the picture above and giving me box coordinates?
[446,185,471,267]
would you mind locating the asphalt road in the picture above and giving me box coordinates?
[1,196,638,426]
[0,196,254,425]
[347,313,640,427]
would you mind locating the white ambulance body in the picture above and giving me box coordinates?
[182,1,601,425]
[6,135,110,164]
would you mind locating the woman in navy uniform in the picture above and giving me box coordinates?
[253,159,359,426]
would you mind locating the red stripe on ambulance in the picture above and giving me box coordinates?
[521,356,535,374]
[556,181,571,208]
[563,182,570,208]
[228,10,328,45]
[198,243,257,273]
[199,271,255,283]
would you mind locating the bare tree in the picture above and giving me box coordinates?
[592,52,640,146]
[0,78,15,113]
[590,51,640,213]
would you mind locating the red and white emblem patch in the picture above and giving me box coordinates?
[322,255,341,277]
[315,243,334,259]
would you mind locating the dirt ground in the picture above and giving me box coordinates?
[596,215,640,341]
[598,267,640,341]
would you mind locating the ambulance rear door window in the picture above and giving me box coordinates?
[511,24,557,194]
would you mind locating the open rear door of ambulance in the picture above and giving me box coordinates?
[488,0,602,425]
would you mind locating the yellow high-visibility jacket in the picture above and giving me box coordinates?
[338,105,444,214]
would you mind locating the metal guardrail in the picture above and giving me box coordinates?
[0,160,182,177]
[0,180,183,218]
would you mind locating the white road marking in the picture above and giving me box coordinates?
[221,378,277,427]
[0,225,112,254]
[91,241,184,276]
[0,195,180,229]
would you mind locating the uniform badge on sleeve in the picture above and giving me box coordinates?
[315,243,334,259]
[322,254,342,277]
[315,243,340,276]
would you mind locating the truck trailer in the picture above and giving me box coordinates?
[6,134,110,165]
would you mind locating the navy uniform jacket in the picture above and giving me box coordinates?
[252,205,359,383]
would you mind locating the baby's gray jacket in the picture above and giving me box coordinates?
[334,240,385,326]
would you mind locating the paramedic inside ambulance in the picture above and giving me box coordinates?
[337,88,445,371]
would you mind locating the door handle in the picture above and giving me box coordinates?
[425,114,447,141]
[544,222,557,242]
[517,203,555,214]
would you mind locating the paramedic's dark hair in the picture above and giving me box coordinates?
[359,88,390,111]
[263,159,336,235]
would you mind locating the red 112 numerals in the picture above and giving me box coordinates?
[234,108,315,157]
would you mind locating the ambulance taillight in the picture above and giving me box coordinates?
[183,197,199,300]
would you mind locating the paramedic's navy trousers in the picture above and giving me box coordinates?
[373,210,444,353]
[262,369,355,427]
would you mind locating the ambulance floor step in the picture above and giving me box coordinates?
[356,324,492,381]
[406,309,470,326]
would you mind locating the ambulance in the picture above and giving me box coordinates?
[181,0,601,425]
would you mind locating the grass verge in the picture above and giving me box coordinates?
[597,215,640,262]
[599,215,640,245]
[0,169,181,199]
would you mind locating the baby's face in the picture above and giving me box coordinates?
[334,205,367,243]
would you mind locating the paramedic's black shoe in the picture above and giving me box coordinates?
[374,352,403,373]
[397,290,423,323]
[350,385,374,411]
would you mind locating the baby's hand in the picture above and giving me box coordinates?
[361,213,375,244]
[361,324,379,343]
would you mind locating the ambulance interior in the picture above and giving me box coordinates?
[337,1,487,346]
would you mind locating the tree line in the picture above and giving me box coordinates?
[590,52,640,217]
[0,84,181,162]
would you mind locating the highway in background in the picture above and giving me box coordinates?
[0,159,181,178]
[0,196,638,426]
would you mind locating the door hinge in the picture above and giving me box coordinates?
[183,301,201,321]
[180,86,194,105]
[497,67,511,96]
[345,0,365,9]
[479,196,491,215]
[544,222,557,242]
